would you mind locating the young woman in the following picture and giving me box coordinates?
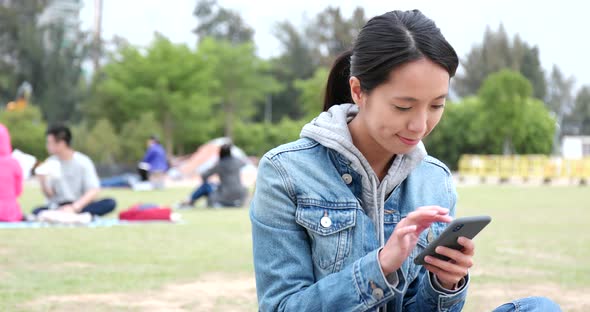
[250,10,560,312]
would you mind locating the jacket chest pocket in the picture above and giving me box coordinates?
[408,223,446,282]
[383,208,401,240]
[296,200,357,272]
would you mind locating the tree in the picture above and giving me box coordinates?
[233,118,306,157]
[546,65,575,152]
[0,106,47,159]
[267,7,365,121]
[513,99,555,154]
[0,0,46,105]
[454,25,546,101]
[425,85,555,170]
[478,70,532,154]
[425,97,491,168]
[294,67,329,120]
[273,21,317,81]
[74,119,120,166]
[193,0,254,45]
[263,21,318,121]
[119,112,163,164]
[564,86,590,135]
[85,34,218,154]
[0,0,89,124]
[306,7,367,66]
[36,24,90,124]
[518,44,546,100]
[198,37,281,138]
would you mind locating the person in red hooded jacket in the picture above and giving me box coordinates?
[0,123,23,222]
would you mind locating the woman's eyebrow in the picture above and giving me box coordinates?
[392,94,447,102]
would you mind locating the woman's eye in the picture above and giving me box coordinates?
[395,106,411,111]
[432,104,446,109]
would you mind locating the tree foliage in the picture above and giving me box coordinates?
[454,25,546,101]
[0,0,89,124]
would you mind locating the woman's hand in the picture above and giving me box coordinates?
[379,206,452,275]
[423,237,475,289]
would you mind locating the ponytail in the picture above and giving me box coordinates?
[323,50,353,111]
[322,10,458,113]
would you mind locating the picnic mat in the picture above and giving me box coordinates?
[0,218,180,229]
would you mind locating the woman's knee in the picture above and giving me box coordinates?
[526,297,561,311]
[495,296,561,312]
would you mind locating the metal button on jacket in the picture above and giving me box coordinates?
[372,287,384,300]
[342,173,353,185]
[320,216,332,228]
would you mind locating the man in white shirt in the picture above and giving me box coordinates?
[32,125,116,217]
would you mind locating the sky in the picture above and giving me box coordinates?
[80,0,590,90]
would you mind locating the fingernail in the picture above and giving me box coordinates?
[425,256,432,263]
[435,247,442,253]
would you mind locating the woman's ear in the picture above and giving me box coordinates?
[349,76,364,108]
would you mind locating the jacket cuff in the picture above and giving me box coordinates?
[430,272,467,294]
[425,271,469,308]
[353,248,408,309]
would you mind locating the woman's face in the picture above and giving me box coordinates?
[350,58,450,155]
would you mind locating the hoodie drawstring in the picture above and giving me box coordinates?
[378,179,389,312]
[379,180,388,245]
[372,176,389,247]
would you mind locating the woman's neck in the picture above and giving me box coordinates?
[348,117,395,181]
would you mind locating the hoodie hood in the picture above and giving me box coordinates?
[0,123,12,157]
[300,104,427,244]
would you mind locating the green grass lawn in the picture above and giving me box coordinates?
[1,185,589,311]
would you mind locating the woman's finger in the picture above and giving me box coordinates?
[416,206,449,214]
[424,255,469,277]
[406,209,451,224]
[395,224,417,236]
[434,246,474,268]
[423,264,459,285]
[457,237,475,256]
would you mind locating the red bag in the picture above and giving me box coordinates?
[118,203,175,221]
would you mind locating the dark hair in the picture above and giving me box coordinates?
[46,125,72,146]
[219,144,232,159]
[323,10,458,111]
[149,134,160,143]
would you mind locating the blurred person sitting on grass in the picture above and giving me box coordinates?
[249,9,561,312]
[31,125,116,220]
[0,123,24,222]
[138,134,168,186]
[177,143,247,208]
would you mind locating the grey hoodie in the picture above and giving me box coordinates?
[300,103,427,245]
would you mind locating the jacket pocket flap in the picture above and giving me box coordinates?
[295,199,357,236]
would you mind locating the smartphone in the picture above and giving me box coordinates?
[414,215,492,265]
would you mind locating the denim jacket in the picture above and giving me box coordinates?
[250,105,468,312]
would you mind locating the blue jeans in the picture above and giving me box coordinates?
[189,182,217,204]
[100,174,139,188]
[33,199,117,217]
[493,297,561,312]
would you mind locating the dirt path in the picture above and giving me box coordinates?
[25,273,257,312]
[25,272,588,311]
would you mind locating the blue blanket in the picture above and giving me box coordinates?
[0,219,178,229]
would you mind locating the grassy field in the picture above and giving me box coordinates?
[0,185,589,311]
